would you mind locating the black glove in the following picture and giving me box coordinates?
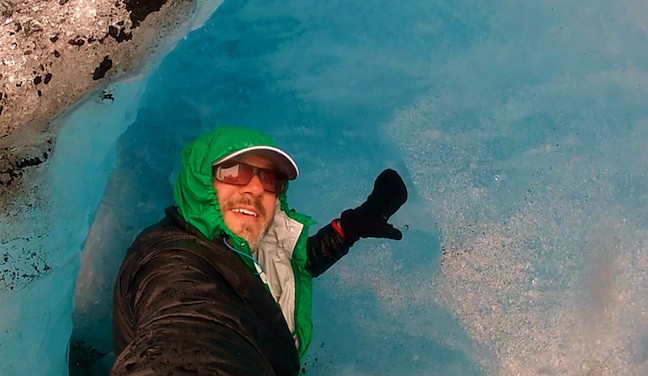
[339,169,408,243]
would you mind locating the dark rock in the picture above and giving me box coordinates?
[125,0,168,28]
[92,56,113,80]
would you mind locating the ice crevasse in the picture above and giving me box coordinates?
[2,0,648,375]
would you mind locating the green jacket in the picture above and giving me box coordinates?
[173,126,317,360]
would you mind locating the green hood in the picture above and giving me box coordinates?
[173,126,316,361]
[174,126,280,244]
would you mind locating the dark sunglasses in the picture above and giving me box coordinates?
[213,161,287,193]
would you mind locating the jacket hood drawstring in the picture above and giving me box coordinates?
[222,236,266,276]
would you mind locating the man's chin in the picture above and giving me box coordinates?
[230,226,263,250]
[223,215,272,251]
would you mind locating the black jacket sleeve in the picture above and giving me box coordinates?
[305,223,352,277]
[112,241,299,376]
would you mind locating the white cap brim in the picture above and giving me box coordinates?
[212,146,299,180]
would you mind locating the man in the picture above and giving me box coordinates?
[111,126,407,375]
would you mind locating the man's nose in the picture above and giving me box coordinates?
[242,174,265,195]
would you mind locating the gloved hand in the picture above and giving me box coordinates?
[339,169,408,243]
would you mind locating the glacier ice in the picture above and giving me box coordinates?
[2,0,648,375]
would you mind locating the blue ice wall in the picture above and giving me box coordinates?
[4,0,648,375]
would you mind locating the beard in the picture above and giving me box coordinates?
[237,223,268,251]
[220,196,274,251]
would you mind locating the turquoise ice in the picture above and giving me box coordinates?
[3,0,648,375]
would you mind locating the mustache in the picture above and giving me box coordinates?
[221,196,266,217]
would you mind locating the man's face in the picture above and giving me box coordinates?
[213,153,278,250]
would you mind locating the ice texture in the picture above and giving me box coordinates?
[2,0,648,375]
